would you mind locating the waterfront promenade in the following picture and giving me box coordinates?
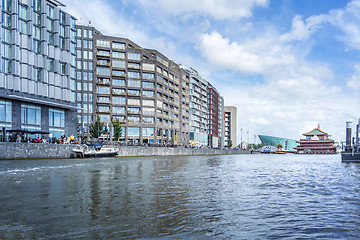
[0,143,251,160]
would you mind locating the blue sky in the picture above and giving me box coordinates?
[63,0,360,143]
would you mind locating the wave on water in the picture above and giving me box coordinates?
[0,163,87,175]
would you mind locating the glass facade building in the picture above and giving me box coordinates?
[0,0,77,141]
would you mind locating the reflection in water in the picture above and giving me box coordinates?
[0,154,360,239]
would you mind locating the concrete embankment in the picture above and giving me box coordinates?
[0,143,252,160]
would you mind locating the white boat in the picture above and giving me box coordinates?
[72,144,119,158]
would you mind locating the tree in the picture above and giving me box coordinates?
[229,140,233,148]
[112,118,123,141]
[276,143,283,151]
[89,115,105,139]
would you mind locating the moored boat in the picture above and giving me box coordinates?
[72,144,119,158]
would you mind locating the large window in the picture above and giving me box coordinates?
[128,107,140,114]
[128,71,140,79]
[112,42,125,49]
[143,128,154,136]
[127,99,140,105]
[128,127,140,136]
[97,67,110,76]
[142,82,154,88]
[128,89,140,96]
[128,116,140,123]
[112,70,125,77]
[97,86,110,94]
[112,88,126,95]
[112,51,125,59]
[143,73,154,80]
[49,108,65,128]
[143,107,155,115]
[143,63,155,71]
[113,106,125,114]
[112,79,125,86]
[142,117,154,123]
[21,104,41,125]
[128,80,140,87]
[112,97,125,105]
[96,40,110,48]
[128,53,140,61]
[0,99,12,122]
[112,60,125,68]
[143,90,154,97]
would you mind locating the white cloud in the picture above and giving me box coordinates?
[347,64,360,91]
[199,31,296,74]
[138,0,268,20]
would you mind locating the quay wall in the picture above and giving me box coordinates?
[0,143,252,160]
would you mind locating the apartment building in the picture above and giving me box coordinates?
[208,82,224,148]
[0,0,77,140]
[76,25,190,145]
[185,67,209,147]
[224,106,237,147]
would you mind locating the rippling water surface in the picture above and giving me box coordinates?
[0,154,360,239]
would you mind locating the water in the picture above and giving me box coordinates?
[0,154,360,239]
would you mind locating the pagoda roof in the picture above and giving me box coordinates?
[303,128,330,136]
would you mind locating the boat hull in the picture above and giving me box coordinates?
[341,152,360,162]
[83,152,118,158]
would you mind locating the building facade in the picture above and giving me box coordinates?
[0,0,77,141]
[185,67,208,147]
[224,106,237,147]
[76,25,190,145]
[207,82,224,148]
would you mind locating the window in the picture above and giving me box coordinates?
[142,117,154,123]
[97,50,110,56]
[112,60,125,68]
[112,88,126,95]
[2,12,12,27]
[89,41,93,49]
[112,70,126,77]
[83,40,88,48]
[19,19,28,34]
[128,127,140,136]
[48,59,55,72]
[77,39,82,47]
[128,116,140,123]
[113,106,125,114]
[143,73,154,80]
[112,42,125,49]
[98,78,110,85]
[97,86,110,94]
[77,28,82,37]
[96,40,110,48]
[89,30,93,38]
[128,107,140,114]
[143,128,154,136]
[0,99,12,122]
[113,97,125,104]
[97,68,110,76]
[21,104,41,125]
[49,108,65,128]
[128,80,140,88]
[83,29,88,38]
[127,99,140,105]
[59,12,66,24]
[142,82,154,88]
[143,107,155,115]
[48,5,54,19]
[113,79,125,86]
[143,90,154,97]
[128,62,140,69]
[128,53,140,61]
[98,106,110,113]
[99,115,110,122]
[128,71,140,79]
[143,100,154,106]
[128,89,140,96]
[112,51,125,59]
[143,63,155,71]
[19,4,28,20]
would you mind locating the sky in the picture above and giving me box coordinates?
[62,0,360,144]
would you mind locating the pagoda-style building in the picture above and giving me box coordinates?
[295,125,336,154]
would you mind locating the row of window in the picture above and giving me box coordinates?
[0,100,65,128]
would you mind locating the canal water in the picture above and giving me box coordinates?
[0,154,359,239]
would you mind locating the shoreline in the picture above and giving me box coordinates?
[0,143,253,160]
